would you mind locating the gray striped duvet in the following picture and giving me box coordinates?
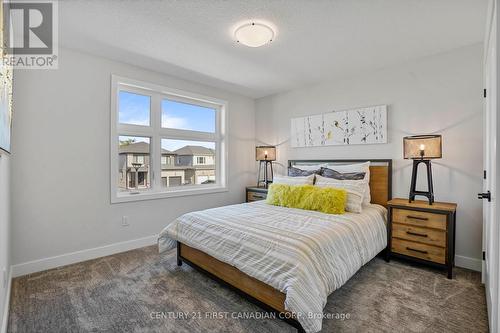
[158,201,387,333]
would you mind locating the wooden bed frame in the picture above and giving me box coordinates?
[177,159,392,332]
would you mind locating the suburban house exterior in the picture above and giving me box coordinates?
[118,142,152,190]
[173,145,216,185]
[118,142,215,191]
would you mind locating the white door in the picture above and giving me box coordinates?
[482,1,499,332]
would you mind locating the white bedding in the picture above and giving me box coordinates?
[158,201,387,333]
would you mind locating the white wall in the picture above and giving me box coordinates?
[11,47,255,267]
[0,153,10,330]
[256,43,484,267]
[9,43,485,272]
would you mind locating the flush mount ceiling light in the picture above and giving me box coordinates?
[234,22,275,47]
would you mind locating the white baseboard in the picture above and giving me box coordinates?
[11,235,157,278]
[1,267,12,333]
[7,235,483,277]
[455,255,482,272]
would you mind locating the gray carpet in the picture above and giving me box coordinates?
[8,246,488,333]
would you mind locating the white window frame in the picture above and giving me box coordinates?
[110,75,228,203]
[134,155,145,164]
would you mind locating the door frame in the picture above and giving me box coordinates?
[483,1,500,332]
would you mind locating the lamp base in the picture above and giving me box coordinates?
[409,159,435,205]
[257,160,273,188]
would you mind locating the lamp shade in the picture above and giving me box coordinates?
[256,146,276,161]
[403,135,442,159]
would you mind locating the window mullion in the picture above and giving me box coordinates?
[219,104,227,187]
[117,124,154,137]
[151,93,162,191]
[158,128,216,141]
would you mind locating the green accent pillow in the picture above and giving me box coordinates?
[266,184,346,214]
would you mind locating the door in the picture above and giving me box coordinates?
[169,176,182,187]
[481,1,499,332]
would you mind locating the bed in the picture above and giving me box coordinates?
[158,159,392,333]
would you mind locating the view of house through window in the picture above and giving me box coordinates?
[161,139,216,187]
[113,77,225,201]
[118,136,151,192]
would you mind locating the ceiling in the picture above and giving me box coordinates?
[60,0,488,98]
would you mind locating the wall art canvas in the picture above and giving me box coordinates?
[0,0,13,154]
[291,105,387,147]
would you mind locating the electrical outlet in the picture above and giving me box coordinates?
[121,216,130,227]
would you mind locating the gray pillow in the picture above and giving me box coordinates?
[288,167,321,177]
[320,167,366,180]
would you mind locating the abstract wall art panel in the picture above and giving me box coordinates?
[290,105,387,147]
[0,1,12,154]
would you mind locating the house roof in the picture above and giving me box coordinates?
[119,142,172,155]
[174,145,215,156]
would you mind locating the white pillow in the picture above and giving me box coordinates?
[324,162,371,204]
[315,175,365,213]
[273,174,315,185]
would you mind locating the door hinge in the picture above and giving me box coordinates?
[484,89,487,98]
[484,170,487,179]
[483,251,486,260]
[478,191,491,202]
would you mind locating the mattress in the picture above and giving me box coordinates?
[158,201,387,333]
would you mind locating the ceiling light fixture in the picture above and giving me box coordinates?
[234,22,275,48]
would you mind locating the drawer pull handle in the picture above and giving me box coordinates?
[406,247,428,254]
[407,215,429,221]
[406,231,428,238]
[252,194,265,198]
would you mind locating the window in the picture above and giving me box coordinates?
[111,76,227,203]
[134,155,145,164]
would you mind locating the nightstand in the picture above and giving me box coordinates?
[386,198,457,279]
[246,186,268,202]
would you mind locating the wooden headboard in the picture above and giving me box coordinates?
[288,159,393,207]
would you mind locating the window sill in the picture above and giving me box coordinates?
[111,185,228,204]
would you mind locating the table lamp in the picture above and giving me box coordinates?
[256,146,276,188]
[403,135,442,205]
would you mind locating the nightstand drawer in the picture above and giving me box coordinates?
[392,238,445,264]
[392,223,446,247]
[247,191,267,202]
[392,208,447,230]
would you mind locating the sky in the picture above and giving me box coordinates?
[161,99,215,133]
[118,91,216,151]
[119,91,215,132]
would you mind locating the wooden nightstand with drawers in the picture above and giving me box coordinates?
[386,198,457,279]
[246,186,268,202]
